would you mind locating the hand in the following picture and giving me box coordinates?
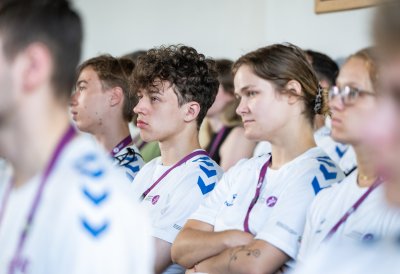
[185,268,196,274]
[226,229,254,248]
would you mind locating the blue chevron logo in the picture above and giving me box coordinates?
[193,157,214,167]
[197,176,216,195]
[199,165,217,178]
[124,163,140,174]
[311,176,331,194]
[75,153,104,178]
[316,157,336,168]
[193,156,209,162]
[82,187,109,205]
[335,145,348,159]
[320,164,337,180]
[81,218,109,238]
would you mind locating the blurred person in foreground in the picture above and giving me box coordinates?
[0,1,153,273]
[293,1,400,273]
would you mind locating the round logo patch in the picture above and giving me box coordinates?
[362,233,375,242]
[266,196,278,207]
[151,195,160,205]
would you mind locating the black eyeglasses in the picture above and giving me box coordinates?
[328,86,375,105]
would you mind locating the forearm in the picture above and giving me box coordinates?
[192,245,260,274]
[193,240,289,274]
[172,228,253,269]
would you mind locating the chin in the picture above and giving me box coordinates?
[243,131,260,141]
[330,130,349,144]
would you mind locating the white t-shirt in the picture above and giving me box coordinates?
[190,147,344,268]
[314,126,357,175]
[252,141,272,157]
[0,135,153,274]
[132,151,223,274]
[113,144,144,182]
[297,170,400,264]
[292,237,400,274]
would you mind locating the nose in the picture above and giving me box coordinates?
[70,90,78,107]
[236,96,248,117]
[328,94,345,113]
[133,96,148,115]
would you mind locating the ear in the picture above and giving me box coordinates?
[183,101,201,123]
[19,42,53,93]
[109,86,123,107]
[285,80,302,104]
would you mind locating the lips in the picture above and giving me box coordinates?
[330,116,342,127]
[70,110,78,121]
[242,119,255,126]
[136,119,148,129]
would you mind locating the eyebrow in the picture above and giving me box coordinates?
[76,80,88,86]
[234,85,256,95]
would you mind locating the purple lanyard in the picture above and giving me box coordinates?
[132,134,147,151]
[110,135,132,157]
[1,125,76,274]
[208,127,227,158]
[140,150,209,201]
[324,177,384,241]
[243,158,271,233]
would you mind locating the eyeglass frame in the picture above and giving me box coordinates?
[328,85,375,105]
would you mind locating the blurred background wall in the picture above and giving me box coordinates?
[73,0,375,61]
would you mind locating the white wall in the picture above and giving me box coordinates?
[264,0,376,60]
[73,0,376,62]
[73,0,267,61]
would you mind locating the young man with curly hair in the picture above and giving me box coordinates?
[131,45,223,274]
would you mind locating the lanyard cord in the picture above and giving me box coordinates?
[140,150,209,201]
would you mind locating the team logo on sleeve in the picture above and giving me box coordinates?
[362,233,375,243]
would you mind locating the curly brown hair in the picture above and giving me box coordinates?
[77,55,137,122]
[132,45,219,128]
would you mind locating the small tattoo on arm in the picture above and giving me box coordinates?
[228,245,261,271]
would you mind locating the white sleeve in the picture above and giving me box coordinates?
[189,169,232,226]
[152,168,220,243]
[255,170,316,260]
[296,198,319,264]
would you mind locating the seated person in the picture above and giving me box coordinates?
[131,45,223,273]
[71,55,144,181]
[172,43,344,274]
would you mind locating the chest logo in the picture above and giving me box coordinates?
[152,195,160,205]
[224,194,237,206]
[266,196,278,207]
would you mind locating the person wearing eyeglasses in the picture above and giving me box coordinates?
[296,48,400,265]
[171,43,344,274]
[304,50,357,178]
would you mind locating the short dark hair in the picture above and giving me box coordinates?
[77,55,137,122]
[0,0,83,100]
[215,59,234,95]
[122,50,147,63]
[133,45,219,128]
[305,49,339,88]
[233,43,328,125]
